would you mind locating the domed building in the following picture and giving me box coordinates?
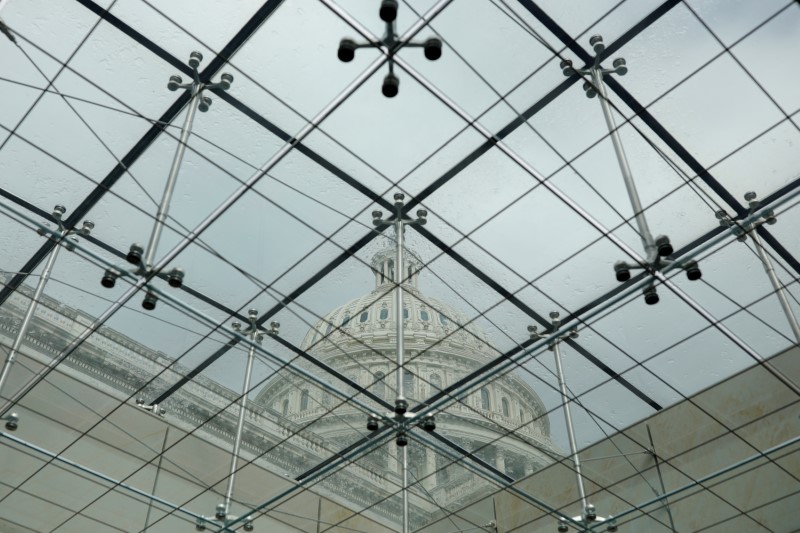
[256,244,560,526]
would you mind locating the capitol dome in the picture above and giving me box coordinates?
[299,246,497,364]
[255,243,560,522]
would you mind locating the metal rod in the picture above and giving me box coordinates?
[591,67,656,259]
[553,341,587,509]
[316,496,322,533]
[750,228,800,343]
[0,234,62,398]
[0,430,204,523]
[646,424,676,533]
[223,330,258,514]
[144,86,201,269]
[395,219,405,403]
[492,495,498,532]
[143,427,170,531]
[394,213,409,533]
[402,444,409,533]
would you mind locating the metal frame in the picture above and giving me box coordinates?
[0,0,798,531]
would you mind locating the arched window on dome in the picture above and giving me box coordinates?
[420,309,429,322]
[375,371,385,399]
[379,308,389,321]
[439,313,448,326]
[480,388,490,410]
[501,397,510,417]
[300,390,309,411]
[387,259,394,281]
[519,409,525,422]
[403,307,409,320]
[281,399,289,417]
[341,312,350,327]
[430,373,441,391]
[404,370,414,398]
[359,311,369,323]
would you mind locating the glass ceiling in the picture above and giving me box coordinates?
[0,0,798,531]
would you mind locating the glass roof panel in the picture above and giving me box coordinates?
[228,0,370,121]
[521,0,666,46]
[1,0,799,530]
[686,0,794,48]
[647,53,785,170]
[606,1,725,108]
[109,0,266,59]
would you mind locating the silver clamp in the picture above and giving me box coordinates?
[232,309,267,344]
[195,504,254,531]
[372,192,428,229]
[716,191,777,242]
[528,312,578,351]
[559,34,627,98]
[167,51,234,111]
[37,204,94,252]
[557,507,618,532]
[135,397,165,417]
[1,412,19,431]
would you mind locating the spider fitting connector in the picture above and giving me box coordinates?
[336,0,442,97]
[715,191,777,242]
